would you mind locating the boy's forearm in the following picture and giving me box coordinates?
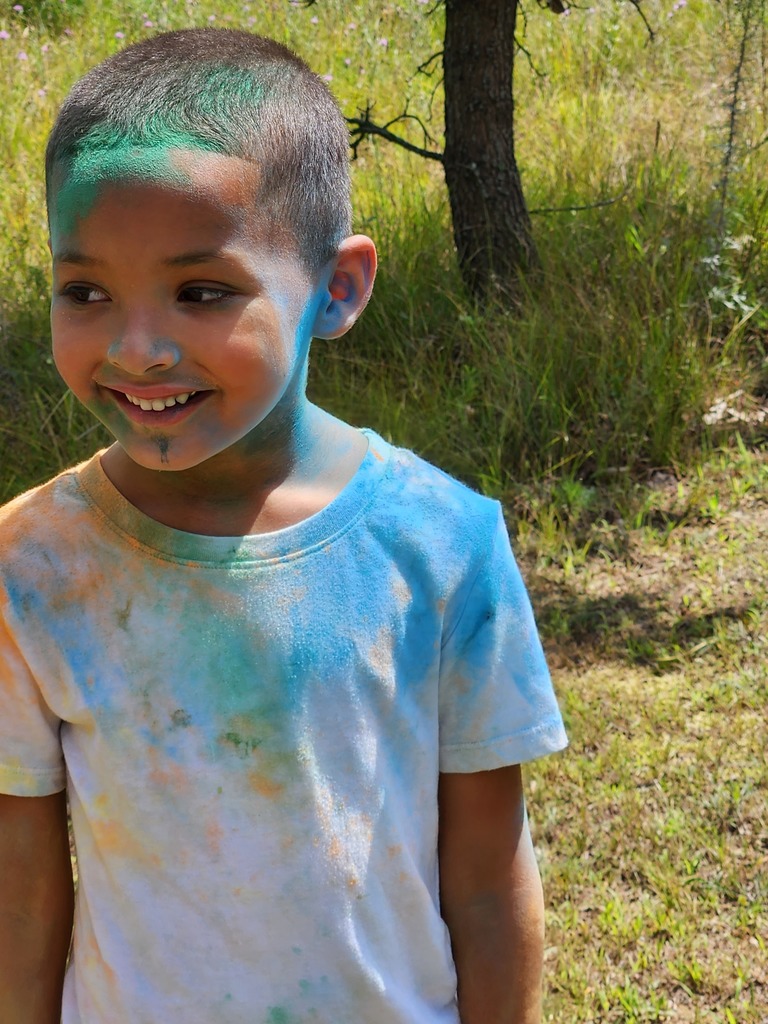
[438,766,546,1024]
[0,792,74,1024]
[444,865,545,1024]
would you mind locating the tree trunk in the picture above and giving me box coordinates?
[443,0,537,299]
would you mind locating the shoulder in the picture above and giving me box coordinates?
[0,457,99,572]
[363,433,507,585]
[372,434,503,541]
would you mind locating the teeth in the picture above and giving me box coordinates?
[124,391,196,411]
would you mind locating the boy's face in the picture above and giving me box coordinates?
[49,149,328,474]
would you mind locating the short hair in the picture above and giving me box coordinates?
[45,29,352,270]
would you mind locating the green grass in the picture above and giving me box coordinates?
[1,2,767,1021]
[521,442,768,1022]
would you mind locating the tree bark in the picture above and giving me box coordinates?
[443,0,537,299]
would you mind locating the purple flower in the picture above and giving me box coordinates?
[377,36,388,47]
[310,15,318,24]
[63,27,73,34]
[143,19,153,27]
[0,30,10,39]
[41,42,50,51]
[13,4,23,11]
[114,30,124,38]
[37,88,46,96]
[17,49,28,60]
[344,57,351,66]
[322,73,332,82]
[207,13,216,21]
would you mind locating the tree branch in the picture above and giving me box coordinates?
[535,0,569,13]
[416,50,444,76]
[528,189,629,215]
[346,106,444,162]
[748,130,768,153]
[516,37,547,78]
[626,0,655,43]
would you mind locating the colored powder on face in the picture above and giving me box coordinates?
[50,133,219,240]
[156,436,170,465]
[49,62,270,239]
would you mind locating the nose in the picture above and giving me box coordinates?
[107,316,181,375]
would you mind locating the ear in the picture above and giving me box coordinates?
[312,234,377,340]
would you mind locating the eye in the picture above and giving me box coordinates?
[178,286,233,304]
[61,284,109,304]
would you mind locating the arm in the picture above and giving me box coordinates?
[0,791,74,1024]
[438,765,545,1024]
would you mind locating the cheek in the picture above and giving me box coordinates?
[51,327,105,415]
[51,335,84,393]
[50,325,77,389]
[227,310,298,380]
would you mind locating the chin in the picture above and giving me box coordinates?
[117,439,210,473]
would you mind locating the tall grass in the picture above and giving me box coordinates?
[0,0,766,503]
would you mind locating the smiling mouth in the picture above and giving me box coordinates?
[123,391,197,411]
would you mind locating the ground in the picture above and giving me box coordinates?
[516,446,767,1023]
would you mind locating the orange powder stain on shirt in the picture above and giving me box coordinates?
[91,816,161,868]
[205,819,225,857]
[247,770,284,799]
[0,616,32,703]
[83,929,118,992]
[90,792,160,867]
[146,749,192,795]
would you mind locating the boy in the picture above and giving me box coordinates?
[0,29,567,1024]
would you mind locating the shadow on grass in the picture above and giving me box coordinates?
[529,582,752,670]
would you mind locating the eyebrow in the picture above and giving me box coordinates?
[53,249,232,268]
[53,249,104,267]
[163,250,232,268]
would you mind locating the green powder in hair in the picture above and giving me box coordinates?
[50,133,221,238]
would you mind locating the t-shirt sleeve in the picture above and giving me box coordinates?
[438,502,568,773]
[0,599,66,796]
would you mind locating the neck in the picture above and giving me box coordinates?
[101,402,367,536]
[158,396,317,502]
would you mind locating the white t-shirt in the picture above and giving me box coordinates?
[0,430,567,1024]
